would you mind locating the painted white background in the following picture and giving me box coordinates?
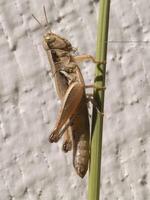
[0,0,150,199]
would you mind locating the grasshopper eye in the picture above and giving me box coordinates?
[46,36,55,43]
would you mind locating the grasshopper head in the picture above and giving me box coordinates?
[32,7,74,52]
[43,32,73,51]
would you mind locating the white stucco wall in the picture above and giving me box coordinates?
[0,0,150,199]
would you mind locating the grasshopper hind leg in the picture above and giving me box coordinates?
[49,82,84,143]
[62,126,72,153]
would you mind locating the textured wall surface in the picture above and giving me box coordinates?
[0,0,150,199]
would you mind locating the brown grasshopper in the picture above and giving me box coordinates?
[32,8,104,178]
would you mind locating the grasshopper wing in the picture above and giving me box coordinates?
[72,95,90,178]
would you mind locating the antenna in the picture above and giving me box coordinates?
[43,6,51,31]
[43,6,48,26]
[32,6,51,31]
[32,14,44,28]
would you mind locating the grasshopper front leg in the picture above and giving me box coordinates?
[72,54,106,65]
[49,81,84,143]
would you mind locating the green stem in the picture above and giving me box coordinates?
[88,1,111,200]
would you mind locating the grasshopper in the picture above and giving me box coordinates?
[32,8,104,178]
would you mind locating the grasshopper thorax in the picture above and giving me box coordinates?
[43,32,73,51]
